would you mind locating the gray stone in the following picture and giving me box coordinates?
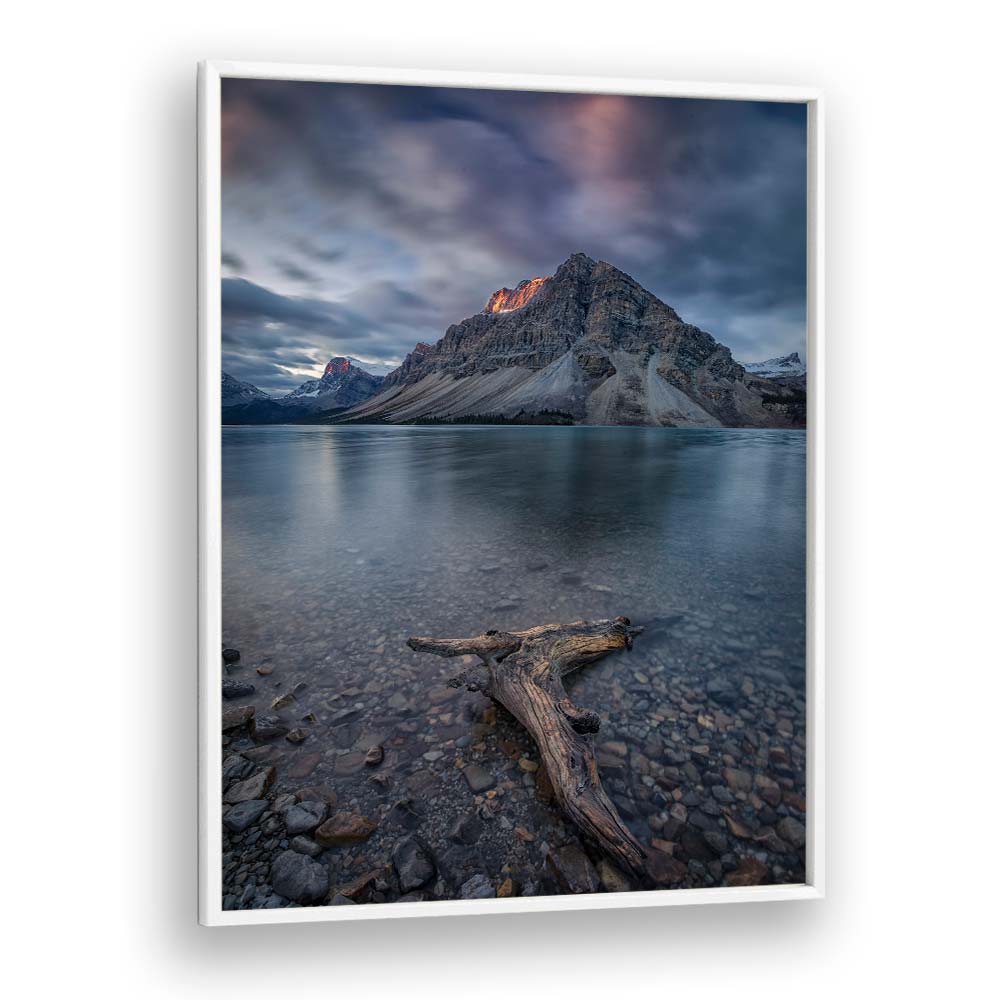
[393,837,436,893]
[703,830,729,855]
[224,766,275,804]
[448,813,483,845]
[283,800,328,836]
[290,836,322,858]
[253,716,289,740]
[776,816,806,849]
[270,850,329,905]
[706,677,738,705]
[222,754,253,785]
[459,873,494,899]
[222,679,255,700]
[223,799,268,834]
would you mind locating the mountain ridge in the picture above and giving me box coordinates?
[345,253,804,428]
[221,357,383,423]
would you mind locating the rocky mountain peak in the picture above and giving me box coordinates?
[221,371,270,405]
[555,251,597,276]
[323,357,352,378]
[484,276,549,314]
[347,252,805,428]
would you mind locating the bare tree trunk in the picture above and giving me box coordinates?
[407,616,647,878]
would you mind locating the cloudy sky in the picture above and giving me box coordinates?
[221,79,807,395]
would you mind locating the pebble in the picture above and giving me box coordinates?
[462,764,495,792]
[776,816,807,849]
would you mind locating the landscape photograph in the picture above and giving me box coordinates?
[217,78,809,910]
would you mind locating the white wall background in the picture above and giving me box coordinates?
[6,1,997,995]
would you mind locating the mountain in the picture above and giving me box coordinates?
[279,357,384,412]
[744,352,806,379]
[221,371,270,407]
[221,359,383,424]
[345,253,805,428]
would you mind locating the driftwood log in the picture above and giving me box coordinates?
[407,616,647,878]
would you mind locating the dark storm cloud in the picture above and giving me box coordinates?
[221,277,331,325]
[272,258,320,284]
[221,79,807,394]
[221,250,245,272]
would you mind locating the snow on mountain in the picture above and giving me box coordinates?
[279,357,384,412]
[743,352,806,379]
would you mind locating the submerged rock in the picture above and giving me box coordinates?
[722,857,770,886]
[290,835,323,858]
[253,716,289,741]
[283,800,328,836]
[776,816,806,849]
[223,799,268,834]
[223,766,275,804]
[393,837,436,893]
[270,849,328,904]
[222,679,255,700]
[546,845,600,894]
[221,705,255,733]
[459,873,494,899]
[314,813,376,847]
[461,764,495,792]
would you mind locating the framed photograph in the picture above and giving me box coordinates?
[198,60,824,925]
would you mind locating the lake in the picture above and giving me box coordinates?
[221,425,807,905]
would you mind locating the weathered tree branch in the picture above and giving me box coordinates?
[407,617,647,878]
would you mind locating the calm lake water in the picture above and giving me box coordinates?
[221,425,807,902]
[223,425,805,651]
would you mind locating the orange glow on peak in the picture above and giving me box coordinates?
[484,276,549,314]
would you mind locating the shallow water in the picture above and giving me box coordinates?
[221,425,807,903]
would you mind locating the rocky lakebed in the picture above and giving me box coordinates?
[220,425,807,910]
[219,614,806,910]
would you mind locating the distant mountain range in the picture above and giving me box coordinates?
[223,253,806,427]
[221,358,383,424]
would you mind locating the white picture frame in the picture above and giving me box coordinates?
[198,59,825,926]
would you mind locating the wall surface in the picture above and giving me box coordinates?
[6,1,997,996]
